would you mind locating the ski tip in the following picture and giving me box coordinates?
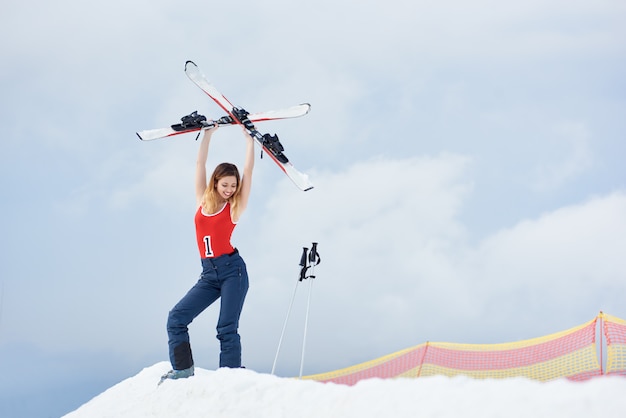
[185,60,197,69]
[304,186,314,192]
[136,132,144,140]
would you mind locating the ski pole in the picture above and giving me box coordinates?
[271,247,310,375]
[299,242,320,379]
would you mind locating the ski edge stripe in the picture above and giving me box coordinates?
[137,103,311,141]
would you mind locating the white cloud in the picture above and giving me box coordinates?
[22,154,625,373]
[472,191,626,289]
[237,159,626,370]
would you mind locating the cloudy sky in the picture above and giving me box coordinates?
[1,0,625,416]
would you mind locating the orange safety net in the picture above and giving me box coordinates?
[304,312,626,385]
[604,312,626,377]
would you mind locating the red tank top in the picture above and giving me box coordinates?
[195,203,236,259]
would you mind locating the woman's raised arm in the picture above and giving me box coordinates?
[195,124,219,207]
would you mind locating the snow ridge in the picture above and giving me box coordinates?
[63,362,626,418]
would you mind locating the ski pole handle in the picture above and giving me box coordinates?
[299,247,309,281]
[300,247,309,267]
[309,242,320,265]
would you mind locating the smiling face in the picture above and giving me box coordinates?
[205,163,241,211]
[215,175,238,202]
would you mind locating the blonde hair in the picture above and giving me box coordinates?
[201,163,242,220]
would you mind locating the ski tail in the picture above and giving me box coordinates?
[184,61,234,113]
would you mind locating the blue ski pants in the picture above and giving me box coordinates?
[167,250,249,369]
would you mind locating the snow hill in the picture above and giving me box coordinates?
[63,362,626,418]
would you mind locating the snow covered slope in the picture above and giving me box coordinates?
[63,362,626,418]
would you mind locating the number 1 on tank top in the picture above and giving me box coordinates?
[202,236,214,258]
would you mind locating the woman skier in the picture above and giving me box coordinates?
[160,123,255,383]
